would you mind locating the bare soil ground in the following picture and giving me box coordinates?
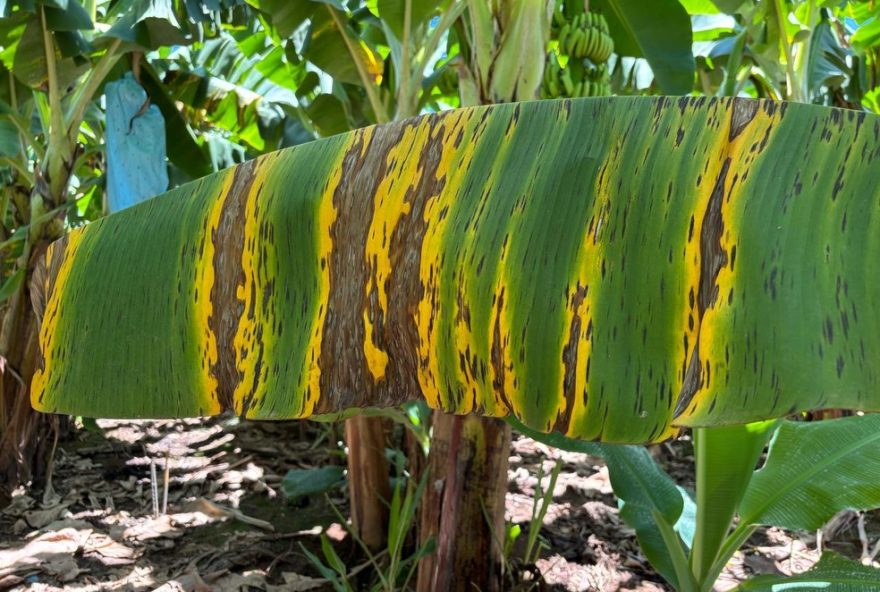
[1,418,877,591]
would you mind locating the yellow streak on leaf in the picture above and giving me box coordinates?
[672,105,734,427]
[416,110,476,409]
[31,228,86,410]
[464,115,524,418]
[563,143,614,436]
[563,102,732,440]
[362,122,430,381]
[233,152,282,415]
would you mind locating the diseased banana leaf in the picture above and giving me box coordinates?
[31,97,880,443]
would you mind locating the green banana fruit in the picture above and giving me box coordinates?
[568,28,583,56]
[595,32,614,62]
[558,23,571,53]
[574,28,587,57]
[553,9,566,27]
[561,69,575,95]
[587,27,599,59]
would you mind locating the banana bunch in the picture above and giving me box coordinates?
[543,4,615,99]
[553,8,614,63]
[541,53,611,99]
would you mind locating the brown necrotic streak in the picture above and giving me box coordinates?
[308,115,463,413]
[31,240,69,405]
[209,160,258,411]
[382,118,457,409]
[674,100,756,418]
[729,97,760,142]
[490,286,514,415]
[675,158,732,417]
[314,123,411,412]
[32,241,66,333]
[110,114,470,418]
[558,284,588,434]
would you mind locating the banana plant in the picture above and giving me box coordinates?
[686,0,878,107]
[25,60,880,591]
[512,412,880,591]
[15,5,880,592]
[0,0,288,504]
[0,0,186,499]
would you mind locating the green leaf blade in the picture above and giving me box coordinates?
[592,0,696,93]
[30,98,880,444]
[281,466,346,498]
[735,552,880,592]
[691,422,777,582]
[510,417,694,588]
[740,415,880,531]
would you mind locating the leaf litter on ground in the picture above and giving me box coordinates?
[0,418,878,591]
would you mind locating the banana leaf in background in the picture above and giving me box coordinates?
[29,97,880,444]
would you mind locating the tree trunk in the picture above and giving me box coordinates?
[0,134,74,507]
[0,244,59,507]
[416,413,511,592]
[345,415,391,550]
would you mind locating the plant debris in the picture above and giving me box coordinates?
[1,418,877,591]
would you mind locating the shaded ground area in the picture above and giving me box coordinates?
[1,418,878,591]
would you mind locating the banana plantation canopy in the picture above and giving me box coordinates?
[31,97,880,443]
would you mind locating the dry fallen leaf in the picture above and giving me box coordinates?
[207,569,267,592]
[183,498,274,531]
[0,527,89,580]
[42,554,81,582]
[84,532,137,565]
[23,502,71,529]
[154,568,212,592]
[275,572,326,591]
[122,515,183,541]
[1,493,35,517]
[0,574,23,588]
